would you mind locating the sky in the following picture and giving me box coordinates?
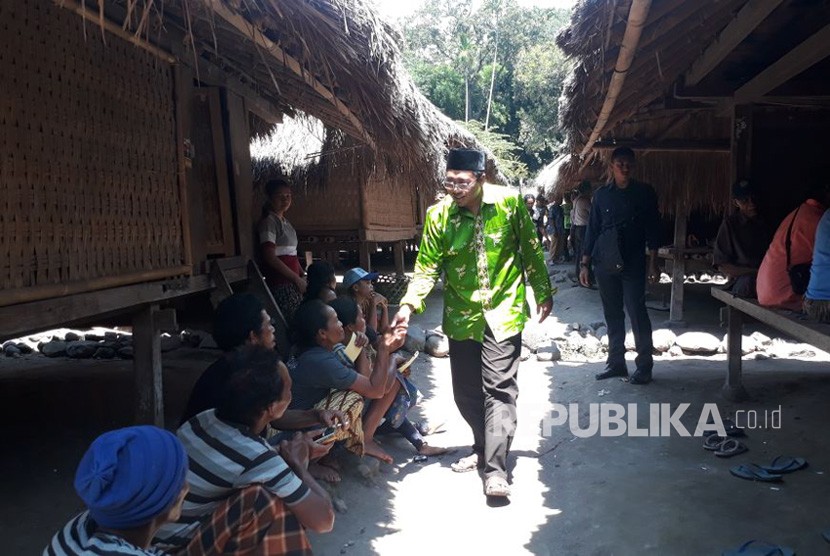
[372,0,575,21]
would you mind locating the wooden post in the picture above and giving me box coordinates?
[134,304,164,426]
[723,305,748,401]
[393,241,405,275]
[177,65,207,271]
[359,243,372,271]
[730,105,753,184]
[225,92,255,259]
[669,196,688,326]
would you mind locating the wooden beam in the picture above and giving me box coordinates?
[669,195,688,326]
[734,23,830,103]
[57,0,176,63]
[393,241,406,276]
[0,268,248,342]
[730,105,753,185]
[685,0,785,87]
[189,56,284,125]
[711,287,830,354]
[725,305,747,401]
[360,228,418,242]
[225,92,256,260]
[581,0,653,157]
[134,304,164,426]
[205,0,374,148]
[593,140,730,152]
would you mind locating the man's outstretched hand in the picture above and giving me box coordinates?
[390,304,412,329]
[537,298,553,323]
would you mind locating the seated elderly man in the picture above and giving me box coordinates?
[156,347,334,554]
[713,180,772,298]
[181,293,345,429]
[44,426,189,555]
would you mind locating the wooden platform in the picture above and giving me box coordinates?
[711,287,830,400]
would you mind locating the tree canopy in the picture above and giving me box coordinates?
[398,0,572,180]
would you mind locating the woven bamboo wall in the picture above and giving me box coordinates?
[364,171,418,230]
[0,2,184,302]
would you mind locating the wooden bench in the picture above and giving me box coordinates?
[711,287,830,401]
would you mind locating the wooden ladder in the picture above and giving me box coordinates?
[209,258,291,358]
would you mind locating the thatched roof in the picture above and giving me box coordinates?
[556,0,745,151]
[548,0,755,211]
[98,0,500,186]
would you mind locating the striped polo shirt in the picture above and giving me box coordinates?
[154,409,309,547]
[44,511,165,555]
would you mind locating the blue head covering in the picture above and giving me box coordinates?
[74,426,188,529]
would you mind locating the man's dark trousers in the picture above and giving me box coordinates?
[595,259,654,372]
[448,325,521,480]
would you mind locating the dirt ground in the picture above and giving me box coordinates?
[2,266,829,555]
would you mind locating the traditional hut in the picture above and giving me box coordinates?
[550,0,830,322]
[0,0,494,425]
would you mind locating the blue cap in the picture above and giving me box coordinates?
[343,267,379,289]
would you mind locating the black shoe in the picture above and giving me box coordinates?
[595,367,628,380]
[629,369,652,385]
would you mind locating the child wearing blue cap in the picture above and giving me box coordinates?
[44,426,188,555]
[344,267,388,344]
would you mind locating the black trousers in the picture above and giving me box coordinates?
[595,260,654,372]
[448,326,521,479]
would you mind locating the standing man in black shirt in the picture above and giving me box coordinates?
[580,147,660,385]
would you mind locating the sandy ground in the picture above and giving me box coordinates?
[2,264,829,555]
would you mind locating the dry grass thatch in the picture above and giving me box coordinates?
[94,0,500,189]
[548,0,746,212]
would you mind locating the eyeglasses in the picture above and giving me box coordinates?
[442,178,477,192]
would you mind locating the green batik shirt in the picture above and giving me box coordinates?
[400,184,555,343]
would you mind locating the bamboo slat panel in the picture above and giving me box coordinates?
[0,1,185,304]
[364,173,418,229]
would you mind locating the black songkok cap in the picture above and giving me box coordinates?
[447,148,486,172]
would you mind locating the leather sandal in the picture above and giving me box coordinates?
[484,476,511,497]
[451,453,483,473]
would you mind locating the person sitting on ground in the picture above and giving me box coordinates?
[304,261,337,303]
[328,296,448,459]
[180,294,347,485]
[804,208,830,322]
[288,299,407,463]
[155,347,334,554]
[757,175,830,311]
[45,426,189,555]
[344,266,389,342]
[712,180,773,298]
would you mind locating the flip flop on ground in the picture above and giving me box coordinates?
[714,438,749,458]
[721,539,795,556]
[730,464,783,483]
[760,456,808,474]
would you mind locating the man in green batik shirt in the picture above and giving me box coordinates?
[393,148,554,498]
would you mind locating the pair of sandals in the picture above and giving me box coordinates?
[704,435,748,458]
[730,457,808,482]
[450,453,510,497]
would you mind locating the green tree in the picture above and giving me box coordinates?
[514,43,572,162]
[459,119,528,183]
[398,0,571,172]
